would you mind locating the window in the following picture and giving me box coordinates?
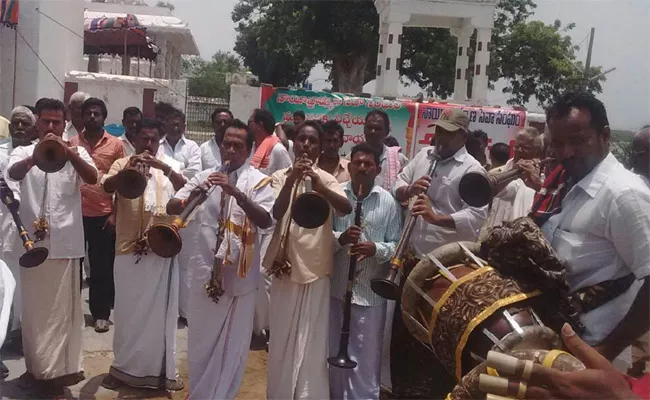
[398,34,402,45]
[377,65,382,76]
[458,47,463,57]
[389,34,394,44]
[386,58,391,71]
[379,44,383,54]
[396,58,401,69]
[476,64,481,75]
[478,41,483,52]
[456,69,462,79]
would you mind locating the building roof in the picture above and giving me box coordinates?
[84,10,199,55]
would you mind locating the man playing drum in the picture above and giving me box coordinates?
[535,91,650,362]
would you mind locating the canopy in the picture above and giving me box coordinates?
[84,13,159,61]
[0,0,19,28]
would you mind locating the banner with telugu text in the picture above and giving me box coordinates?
[263,88,415,156]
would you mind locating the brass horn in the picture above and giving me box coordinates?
[291,154,330,229]
[0,178,49,268]
[33,136,68,173]
[116,155,150,199]
[147,161,230,258]
[459,158,551,208]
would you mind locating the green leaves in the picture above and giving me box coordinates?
[181,51,243,98]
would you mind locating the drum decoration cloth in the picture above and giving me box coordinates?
[448,347,586,400]
[428,265,541,380]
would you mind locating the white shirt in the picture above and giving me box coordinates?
[0,138,11,172]
[493,159,536,222]
[159,135,202,180]
[174,164,275,297]
[6,143,97,259]
[258,142,292,176]
[120,135,136,157]
[0,139,15,254]
[199,137,222,171]
[394,146,488,256]
[541,153,650,344]
[63,121,80,141]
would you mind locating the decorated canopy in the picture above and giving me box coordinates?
[0,0,19,28]
[84,13,159,61]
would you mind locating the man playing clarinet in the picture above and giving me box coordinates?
[167,119,274,399]
[330,143,402,399]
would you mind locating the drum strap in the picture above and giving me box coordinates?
[576,273,637,313]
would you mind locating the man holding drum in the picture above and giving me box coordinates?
[537,91,650,362]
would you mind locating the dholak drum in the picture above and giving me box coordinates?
[449,346,586,400]
[402,241,556,381]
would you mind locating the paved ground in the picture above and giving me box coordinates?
[0,284,268,400]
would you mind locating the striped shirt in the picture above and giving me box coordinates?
[332,182,403,306]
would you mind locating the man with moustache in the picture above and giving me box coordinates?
[120,107,142,157]
[201,108,233,170]
[363,110,408,192]
[101,118,186,391]
[63,92,90,141]
[318,121,350,183]
[330,143,402,399]
[6,99,97,396]
[70,98,124,333]
[168,119,274,399]
[264,121,352,399]
[391,108,488,397]
[533,92,650,363]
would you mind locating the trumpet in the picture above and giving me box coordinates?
[328,184,363,369]
[148,161,231,258]
[33,136,68,173]
[116,153,151,199]
[458,158,551,208]
[291,153,330,229]
[0,178,49,268]
[371,148,440,300]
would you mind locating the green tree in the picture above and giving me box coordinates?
[233,0,378,93]
[233,0,605,105]
[181,51,243,98]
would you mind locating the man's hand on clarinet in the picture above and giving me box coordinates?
[407,175,431,198]
[412,194,441,225]
[207,172,239,196]
[339,225,362,246]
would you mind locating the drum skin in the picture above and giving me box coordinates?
[449,346,586,400]
[401,241,549,380]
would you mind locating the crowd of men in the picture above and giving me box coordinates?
[0,90,648,400]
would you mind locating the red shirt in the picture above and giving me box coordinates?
[71,131,124,217]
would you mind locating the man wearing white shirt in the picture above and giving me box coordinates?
[540,92,650,361]
[159,108,203,321]
[200,108,233,170]
[7,98,98,397]
[0,107,37,337]
[391,108,488,397]
[63,92,90,141]
[120,106,142,157]
[168,119,275,399]
[364,110,409,193]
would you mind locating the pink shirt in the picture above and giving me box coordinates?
[71,131,124,217]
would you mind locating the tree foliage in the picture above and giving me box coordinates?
[181,51,243,98]
[155,1,175,11]
[232,0,605,105]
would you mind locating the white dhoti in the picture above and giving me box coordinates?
[188,275,256,399]
[380,299,395,391]
[110,253,179,388]
[0,259,16,350]
[329,298,386,400]
[21,258,84,381]
[253,232,272,334]
[267,277,330,400]
[177,225,196,320]
[1,248,20,332]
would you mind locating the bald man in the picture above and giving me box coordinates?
[631,126,650,181]
[64,92,91,141]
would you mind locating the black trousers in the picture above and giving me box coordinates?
[82,215,115,320]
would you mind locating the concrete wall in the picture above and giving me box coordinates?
[66,71,186,134]
[0,0,84,115]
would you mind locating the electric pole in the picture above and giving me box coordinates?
[584,28,596,88]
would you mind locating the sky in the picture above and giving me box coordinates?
[171,0,650,130]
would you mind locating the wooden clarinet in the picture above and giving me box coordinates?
[204,161,233,303]
[328,184,363,369]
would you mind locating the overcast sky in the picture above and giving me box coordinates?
[171,0,649,130]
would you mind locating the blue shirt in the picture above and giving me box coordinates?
[332,182,403,306]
